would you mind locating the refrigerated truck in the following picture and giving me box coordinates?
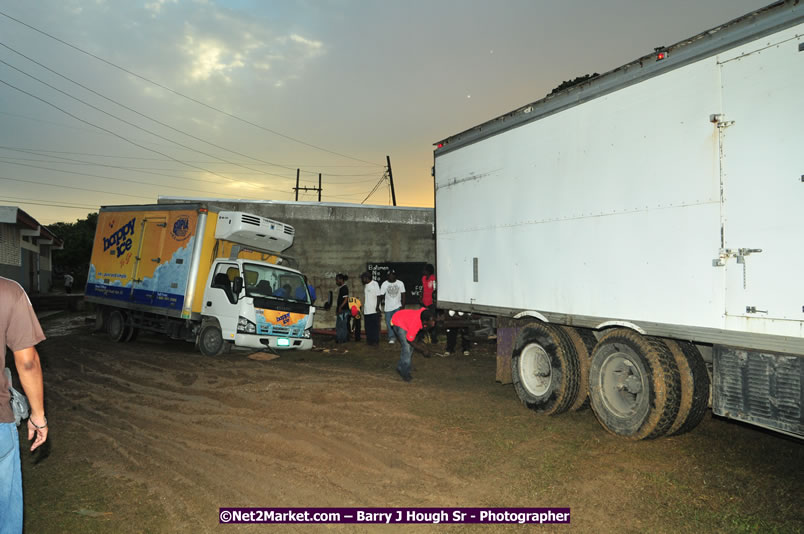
[433,1,803,439]
[86,203,315,355]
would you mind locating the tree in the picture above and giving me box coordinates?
[549,73,600,96]
[49,212,98,290]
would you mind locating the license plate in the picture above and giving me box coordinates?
[277,338,290,347]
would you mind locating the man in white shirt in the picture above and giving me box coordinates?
[379,270,406,344]
[361,272,382,346]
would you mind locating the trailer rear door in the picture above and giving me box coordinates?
[720,29,804,322]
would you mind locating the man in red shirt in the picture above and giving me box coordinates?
[420,264,437,343]
[390,308,435,382]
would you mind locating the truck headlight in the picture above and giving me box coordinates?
[237,316,256,334]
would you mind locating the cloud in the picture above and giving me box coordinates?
[175,8,326,89]
[144,0,178,16]
[182,33,245,83]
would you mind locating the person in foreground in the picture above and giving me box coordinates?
[1,277,48,534]
[390,308,436,382]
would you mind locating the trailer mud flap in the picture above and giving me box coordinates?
[713,345,803,438]
[496,317,524,384]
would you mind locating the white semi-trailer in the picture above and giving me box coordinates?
[433,1,803,439]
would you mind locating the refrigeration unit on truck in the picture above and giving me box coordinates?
[433,1,803,439]
[86,203,315,355]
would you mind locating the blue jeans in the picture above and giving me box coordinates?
[0,423,22,534]
[335,311,349,343]
[394,326,413,378]
[385,308,401,341]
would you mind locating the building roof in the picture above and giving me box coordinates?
[0,206,64,247]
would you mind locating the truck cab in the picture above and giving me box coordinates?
[198,258,314,355]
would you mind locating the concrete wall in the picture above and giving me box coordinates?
[160,198,435,328]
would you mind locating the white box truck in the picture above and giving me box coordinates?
[86,203,315,355]
[433,1,803,439]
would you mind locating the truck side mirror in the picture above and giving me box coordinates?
[232,276,244,300]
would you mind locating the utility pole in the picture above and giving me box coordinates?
[292,168,323,201]
[387,155,396,206]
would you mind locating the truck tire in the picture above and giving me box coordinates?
[662,340,710,436]
[589,329,680,440]
[559,326,597,411]
[106,310,130,343]
[198,324,226,356]
[122,311,139,343]
[511,323,580,415]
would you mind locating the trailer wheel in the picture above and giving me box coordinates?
[663,340,710,436]
[198,324,226,356]
[106,310,130,343]
[589,329,680,440]
[511,323,579,415]
[560,326,597,411]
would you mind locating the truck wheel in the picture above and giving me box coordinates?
[107,310,130,343]
[589,329,680,440]
[663,340,710,436]
[94,308,106,332]
[560,326,597,411]
[122,311,139,343]
[198,324,226,356]
[511,323,580,415]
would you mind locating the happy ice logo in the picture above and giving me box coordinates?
[277,313,291,325]
[103,217,136,258]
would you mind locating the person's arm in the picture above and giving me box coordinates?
[410,339,431,357]
[337,289,347,313]
[400,286,406,308]
[13,346,47,452]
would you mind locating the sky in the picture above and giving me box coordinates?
[0,0,771,225]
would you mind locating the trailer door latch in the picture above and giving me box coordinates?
[710,114,735,128]
[745,306,767,314]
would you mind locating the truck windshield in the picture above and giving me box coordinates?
[243,263,309,304]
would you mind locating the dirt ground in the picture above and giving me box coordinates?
[16,312,804,533]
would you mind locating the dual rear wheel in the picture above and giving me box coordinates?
[512,324,709,439]
[106,309,139,343]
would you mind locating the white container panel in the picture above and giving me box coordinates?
[719,26,804,323]
[437,56,724,329]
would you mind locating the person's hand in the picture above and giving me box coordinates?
[27,415,48,452]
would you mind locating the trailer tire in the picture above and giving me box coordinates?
[560,326,597,411]
[589,329,680,440]
[663,340,709,436]
[198,324,226,357]
[107,310,129,343]
[511,323,580,415]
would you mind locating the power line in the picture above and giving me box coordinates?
[0,150,236,186]
[0,76,255,186]
[0,151,382,182]
[361,173,389,205]
[0,143,379,168]
[0,195,98,210]
[0,56,299,183]
[0,174,152,200]
[0,147,296,188]
[0,10,383,167]
[0,198,98,211]
[0,41,357,179]
[0,158,291,197]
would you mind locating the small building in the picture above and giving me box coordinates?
[0,206,63,293]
